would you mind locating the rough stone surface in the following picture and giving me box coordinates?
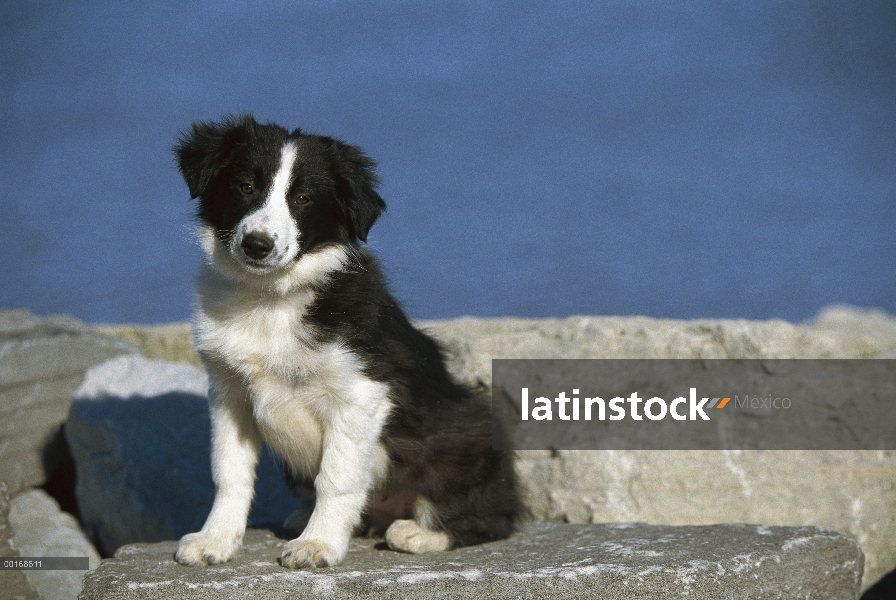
[103,305,896,374]
[65,355,300,557]
[8,488,102,600]
[0,309,137,494]
[425,307,896,590]
[79,523,863,599]
[515,449,895,592]
[0,481,41,600]
[94,324,203,369]
[418,305,896,388]
[95,306,896,590]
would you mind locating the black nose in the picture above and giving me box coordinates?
[241,233,274,260]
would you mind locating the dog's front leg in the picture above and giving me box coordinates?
[280,382,389,568]
[176,380,261,566]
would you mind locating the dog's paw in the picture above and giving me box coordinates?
[385,519,450,554]
[175,532,240,566]
[279,538,342,569]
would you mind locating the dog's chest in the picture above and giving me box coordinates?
[196,289,332,473]
[195,287,326,380]
[194,283,378,415]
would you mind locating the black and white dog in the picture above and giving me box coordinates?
[173,115,520,569]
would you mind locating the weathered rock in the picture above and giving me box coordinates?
[95,306,896,589]
[94,324,203,369]
[0,310,137,495]
[8,488,101,600]
[418,307,896,590]
[79,523,863,599]
[96,305,896,377]
[514,449,896,592]
[65,355,300,557]
[0,481,42,600]
[417,305,896,388]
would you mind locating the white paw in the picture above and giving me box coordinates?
[385,519,450,554]
[175,531,241,566]
[280,538,344,568]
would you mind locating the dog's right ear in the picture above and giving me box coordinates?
[174,116,250,199]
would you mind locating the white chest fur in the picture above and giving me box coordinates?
[193,264,392,480]
[194,270,320,381]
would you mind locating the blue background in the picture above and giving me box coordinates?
[2,1,894,324]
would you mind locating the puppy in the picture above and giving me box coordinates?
[172,115,520,568]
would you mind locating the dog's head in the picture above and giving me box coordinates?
[175,115,385,279]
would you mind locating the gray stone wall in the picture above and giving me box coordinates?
[2,306,894,598]
[0,310,136,494]
[417,306,896,590]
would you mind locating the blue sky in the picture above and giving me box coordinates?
[2,1,894,323]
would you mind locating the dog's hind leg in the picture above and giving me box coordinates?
[385,498,451,553]
[428,449,520,550]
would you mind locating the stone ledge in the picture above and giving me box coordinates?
[80,523,863,600]
[90,307,896,590]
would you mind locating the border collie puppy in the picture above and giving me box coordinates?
[172,115,520,569]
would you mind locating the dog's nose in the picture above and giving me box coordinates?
[241,233,275,260]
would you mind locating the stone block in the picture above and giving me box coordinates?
[0,310,137,388]
[0,481,41,600]
[79,523,863,599]
[0,310,136,494]
[91,307,896,589]
[515,449,896,592]
[8,488,102,600]
[416,308,896,589]
[417,306,896,389]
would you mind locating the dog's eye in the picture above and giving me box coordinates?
[289,194,310,207]
[239,183,254,195]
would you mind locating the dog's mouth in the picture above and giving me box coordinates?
[232,243,300,274]
[237,252,287,272]
[240,256,276,271]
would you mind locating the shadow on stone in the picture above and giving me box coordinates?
[861,566,896,600]
[65,355,300,557]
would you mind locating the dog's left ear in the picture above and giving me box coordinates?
[325,138,387,243]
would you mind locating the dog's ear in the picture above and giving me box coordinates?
[325,138,387,243]
[174,116,251,199]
